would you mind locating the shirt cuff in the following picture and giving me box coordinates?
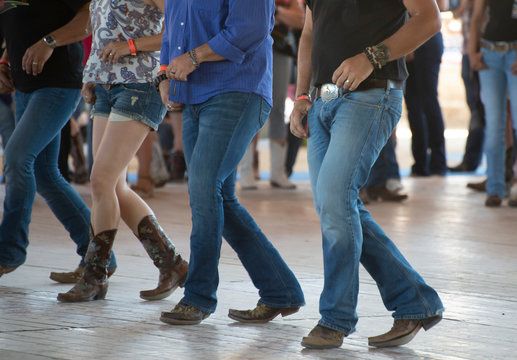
[208,33,246,64]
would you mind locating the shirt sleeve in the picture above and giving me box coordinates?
[60,0,90,13]
[207,0,273,64]
[160,23,170,66]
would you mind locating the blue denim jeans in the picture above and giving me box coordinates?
[308,88,444,334]
[479,47,517,197]
[366,135,401,188]
[0,88,116,269]
[181,92,305,313]
[0,99,15,152]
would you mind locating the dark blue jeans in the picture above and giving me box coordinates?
[460,54,485,170]
[180,92,305,313]
[0,99,15,153]
[366,135,401,188]
[0,88,116,269]
[405,32,447,176]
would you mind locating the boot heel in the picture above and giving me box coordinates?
[280,307,300,317]
[422,315,442,331]
[94,284,108,300]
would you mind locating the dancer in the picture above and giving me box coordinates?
[58,0,187,302]
[290,0,444,349]
[0,0,117,281]
[157,0,305,325]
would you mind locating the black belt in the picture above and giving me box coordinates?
[313,79,404,102]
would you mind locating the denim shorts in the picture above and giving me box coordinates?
[91,83,166,130]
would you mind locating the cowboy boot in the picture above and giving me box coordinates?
[136,215,188,301]
[57,229,116,302]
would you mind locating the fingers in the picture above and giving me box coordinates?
[290,112,308,139]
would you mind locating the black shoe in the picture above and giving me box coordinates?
[448,163,477,173]
[366,186,408,202]
[485,195,502,207]
[467,179,486,192]
[160,303,209,325]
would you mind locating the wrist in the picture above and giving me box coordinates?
[188,49,200,69]
[364,43,389,70]
[0,59,10,67]
[42,34,58,49]
[128,39,137,56]
[295,93,312,103]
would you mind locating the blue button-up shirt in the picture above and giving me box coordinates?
[161,0,275,106]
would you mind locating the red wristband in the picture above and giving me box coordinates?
[295,94,311,102]
[0,59,10,67]
[159,64,168,72]
[127,39,137,56]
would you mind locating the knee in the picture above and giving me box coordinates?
[90,168,116,199]
[4,145,32,179]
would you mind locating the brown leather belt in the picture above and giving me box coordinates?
[481,39,517,52]
[313,79,404,102]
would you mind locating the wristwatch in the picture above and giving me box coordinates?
[42,35,57,49]
[153,73,168,91]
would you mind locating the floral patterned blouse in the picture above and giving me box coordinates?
[83,0,163,84]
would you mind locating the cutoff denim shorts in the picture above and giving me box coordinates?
[91,83,166,130]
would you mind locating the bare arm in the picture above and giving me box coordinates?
[289,7,313,139]
[276,1,305,30]
[436,0,450,11]
[468,0,487,70]
[383,0,442,62]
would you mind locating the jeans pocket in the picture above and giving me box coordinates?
[342,88,384,110]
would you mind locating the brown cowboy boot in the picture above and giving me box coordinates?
[136,215,188,301]
[57,229,117,302]
[49,265,117,284]
[228,302,300,323]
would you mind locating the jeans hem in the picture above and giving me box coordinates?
[0,261,23,268]
[180,296,215,315]
[393,308,445,320]
[318,318,354,336]
[258,298,305,309]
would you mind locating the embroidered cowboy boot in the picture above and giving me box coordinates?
[136,215,188,301]
[57,228,117,302]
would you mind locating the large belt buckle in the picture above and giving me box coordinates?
[320,83,339,102]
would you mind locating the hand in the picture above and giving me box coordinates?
[289,99,312,139]
[469,52,487,71]
[512,59,517,76]
[0,64,14,94]
[158,78,183,112]
[332,53,374,91]
[167,53,196,82]
[100,41,131,64]
[81,82,96,104]
[22,40,54,76]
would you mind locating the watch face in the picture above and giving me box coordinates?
[44,35,56,46]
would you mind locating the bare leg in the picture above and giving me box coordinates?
[90,117,150,233]
[132,132,156,197]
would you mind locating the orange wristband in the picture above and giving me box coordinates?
[128,39,137,56]
[295,94,311,102]
[159,65,168,72]
[0,59,9,67]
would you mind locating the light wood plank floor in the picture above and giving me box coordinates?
[1,176,516,360]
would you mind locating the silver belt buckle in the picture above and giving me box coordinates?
[320,83,339,102]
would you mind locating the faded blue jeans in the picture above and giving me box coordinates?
[181,92,305,313]
[0,88,116,269]
[308,88,444,334]
[479,47,517,198]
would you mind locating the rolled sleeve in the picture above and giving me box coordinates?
[207,0,273,64]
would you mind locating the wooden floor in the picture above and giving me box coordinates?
[0,176,516,360]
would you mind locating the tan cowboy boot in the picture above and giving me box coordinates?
[228,302,300,323]
[136,215,188,301]
[57,229,117,302]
